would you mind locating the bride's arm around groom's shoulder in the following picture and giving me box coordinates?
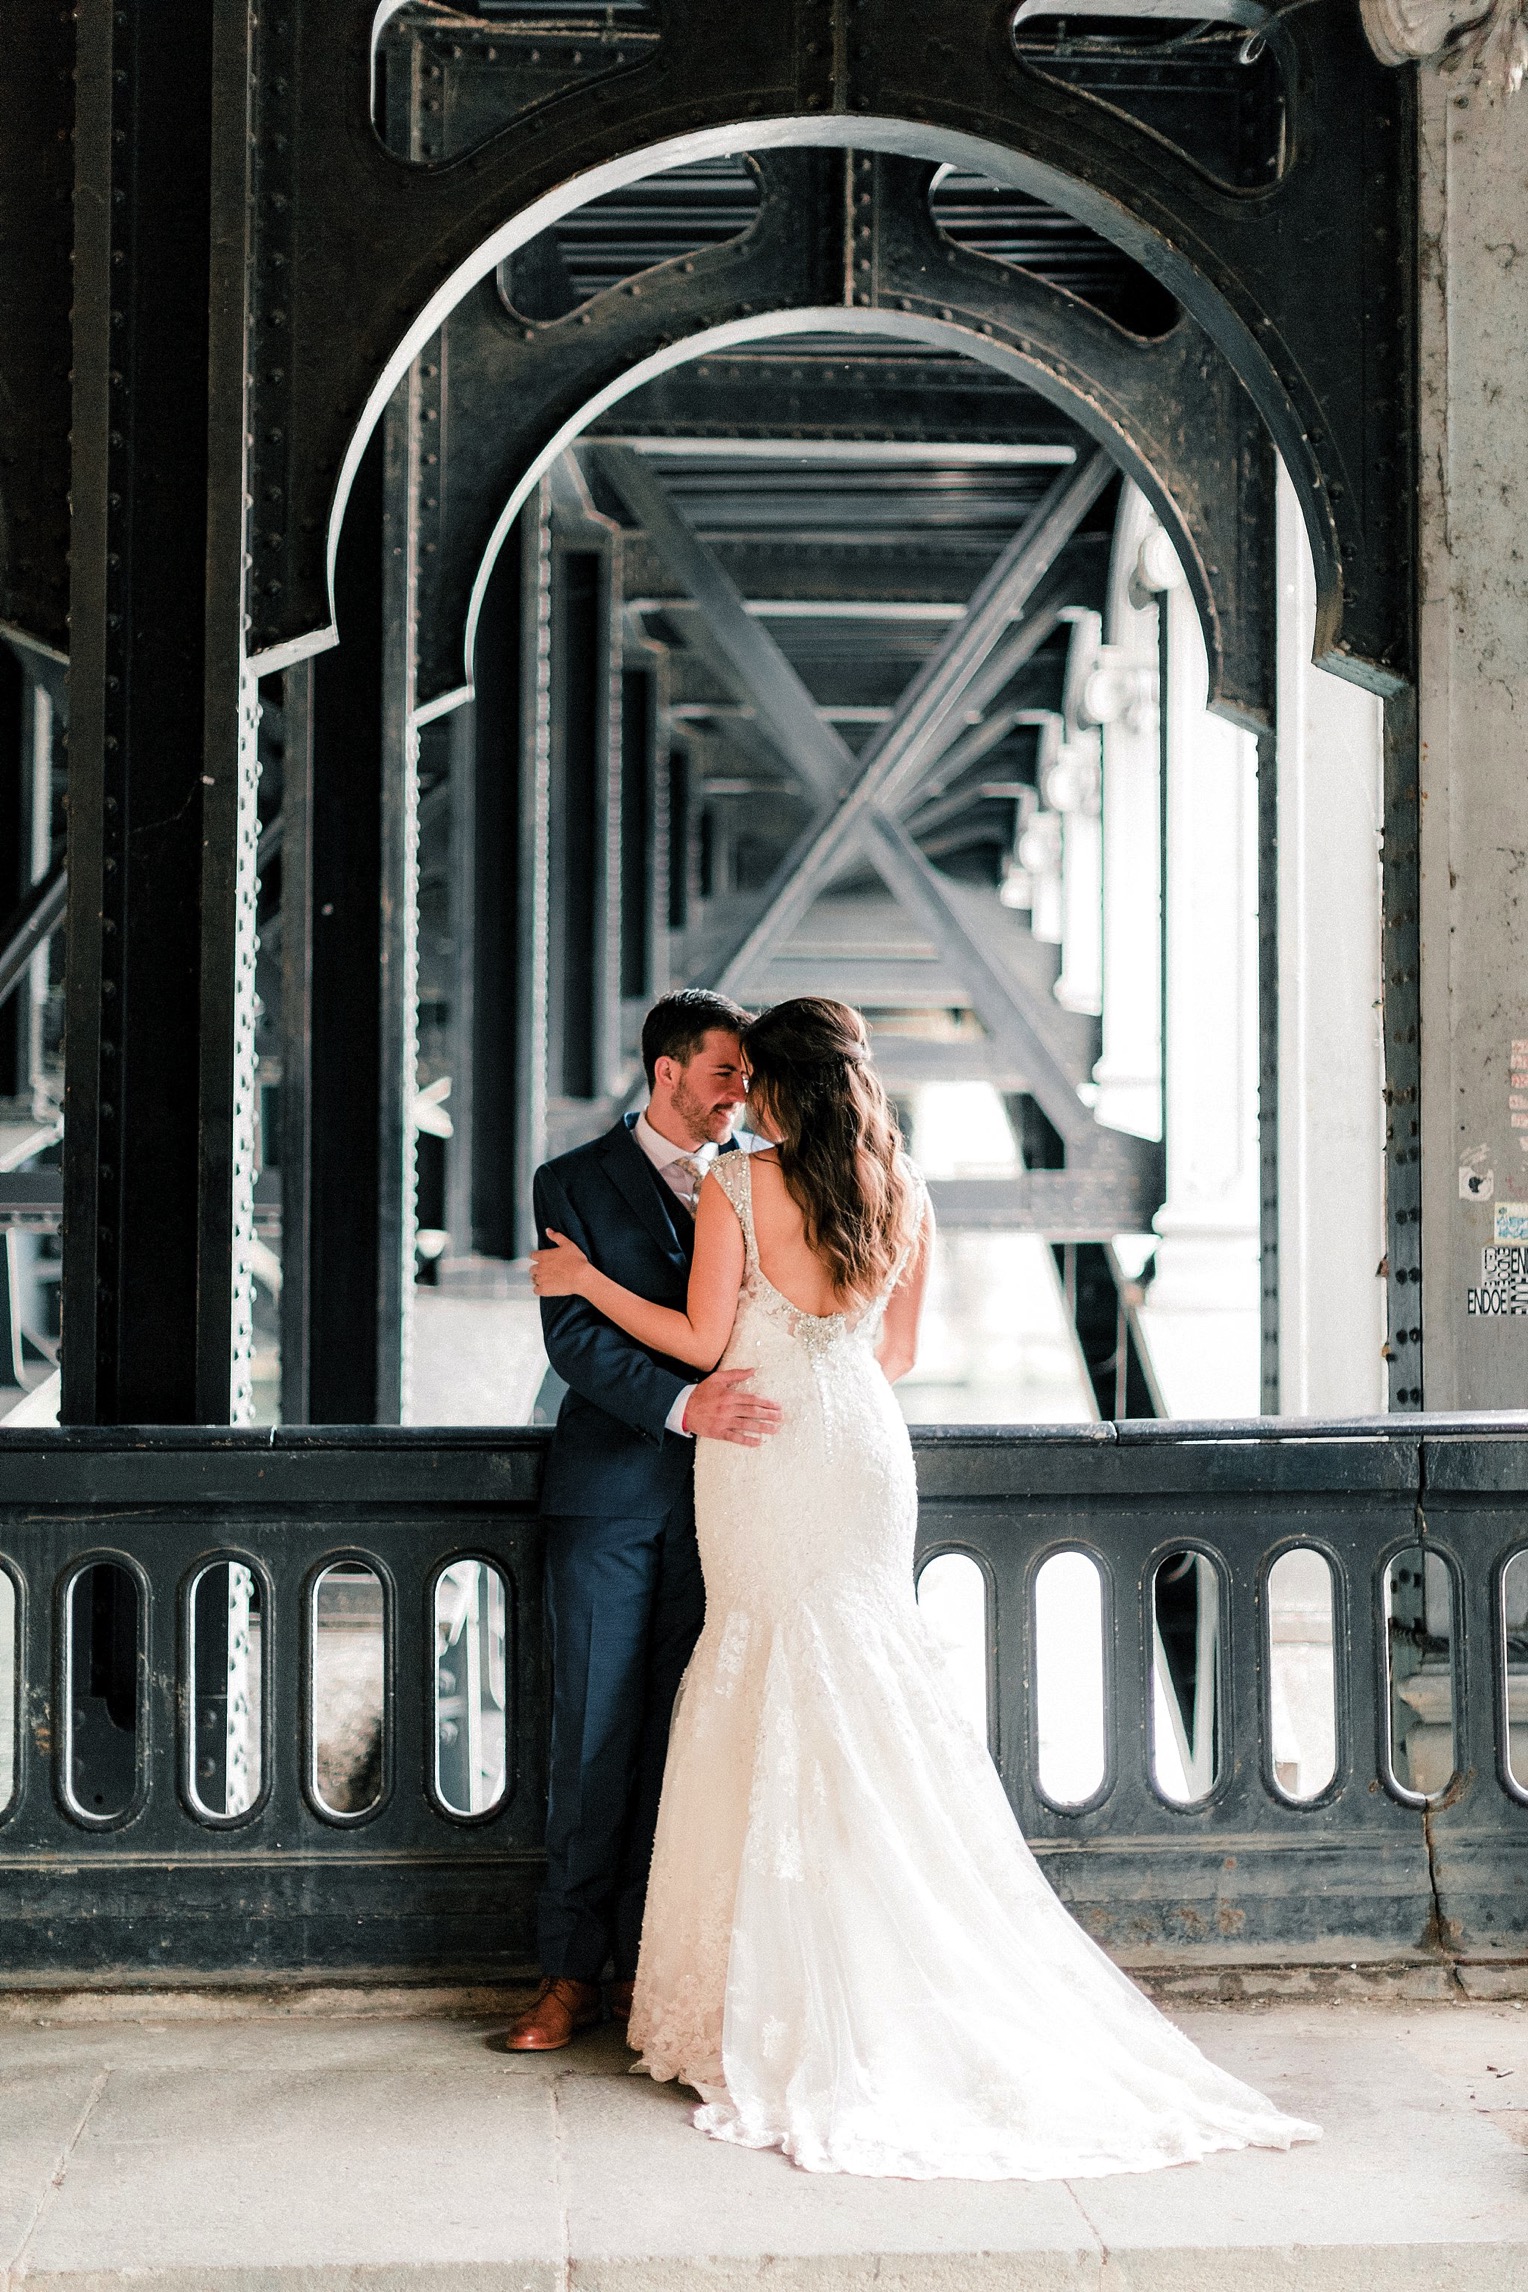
[533,1167,747,1372]
[531,1157,695,1442]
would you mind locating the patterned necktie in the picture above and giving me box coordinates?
[671,1154,707,1211]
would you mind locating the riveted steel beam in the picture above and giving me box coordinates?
[62,0,259,1425]
[413,146,1273,723]
[588,355,1083,453]
[0,0,73,660]
[712,455,1111,1016]
[218,0,1404,705]
[602,444,1113,1146]
[0,2,1410,697]
[599,438,853,809]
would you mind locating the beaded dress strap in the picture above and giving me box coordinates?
[710,1149,757,1265]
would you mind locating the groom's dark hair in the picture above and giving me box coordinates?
[642,989,751,1087]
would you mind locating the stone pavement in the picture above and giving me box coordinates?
[3,1996,1528,2288]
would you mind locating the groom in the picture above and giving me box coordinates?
[504,989,783,2050]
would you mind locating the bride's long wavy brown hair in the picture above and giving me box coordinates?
[742,998,917,1302]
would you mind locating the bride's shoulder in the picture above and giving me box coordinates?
[895,1152,932,1223]
[703,1148,755,1209]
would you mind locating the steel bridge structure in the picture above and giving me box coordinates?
[4,3,1524,1991]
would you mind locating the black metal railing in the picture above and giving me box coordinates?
[0,1419,1525,1986]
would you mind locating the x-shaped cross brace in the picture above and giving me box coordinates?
[599,442,1115,1153]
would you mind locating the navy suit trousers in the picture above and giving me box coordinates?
[538,1500,705,1981]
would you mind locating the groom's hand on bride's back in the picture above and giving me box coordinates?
[682,1368,783,1447]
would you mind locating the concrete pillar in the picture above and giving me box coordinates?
[1135,565,1262,1416]
[1275,463,1388,1416]
[1418,68,1528,1407]
[1091,484,1163,1145]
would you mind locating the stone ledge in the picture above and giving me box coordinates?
[11,1947,1528,2025]
[4,2004,1528,2290]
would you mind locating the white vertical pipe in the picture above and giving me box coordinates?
[1093,484,1162,1142]
[1275,461,1388,1415]
[1135,563,1261,1415]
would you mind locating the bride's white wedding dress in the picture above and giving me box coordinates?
[628,1153,1318,2179]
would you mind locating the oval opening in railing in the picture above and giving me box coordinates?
[433,1560,509,1818]
[187,1561,263,1820]
[310,1563,387,1819]
[1264,1547,1337,1803]
[916,1552,990,1749]
[1503,1552,1528,1792]
[0,1565,15,1815]
[1385,1546,1456,1801]
[1033,1549,1107,1807]
[1149,1550,1221,1805]
[63,1560,142,1822]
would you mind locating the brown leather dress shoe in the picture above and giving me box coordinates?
[501,1977,602,2052]
[608,1978,635,2023]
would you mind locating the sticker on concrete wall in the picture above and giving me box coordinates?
[1460,1143,1494,1201]
[1497,1203,1528,1244]
[1467,1245,1528,1315]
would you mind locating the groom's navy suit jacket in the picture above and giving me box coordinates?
[534,1114,735,1518]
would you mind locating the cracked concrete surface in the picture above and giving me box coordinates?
[2,2001,1528,2287]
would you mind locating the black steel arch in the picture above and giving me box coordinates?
[0,0,1418,1427]
[241,0,1408,694]
[415,149,1275,728]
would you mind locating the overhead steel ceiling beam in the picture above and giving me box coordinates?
[926,1160,1165,1238]
[853,452,1112,820]
[629,595,967,622]
[713,454,1110,1003]
[406,139,1286,720]
[944,612,1069,736]
[907,708,1033,816]
[861,816,1096,1144]
[602,443,1109,1142]
[598,437,1079,466]
[600,442,855,810]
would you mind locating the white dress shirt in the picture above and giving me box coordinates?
[632,1111,721,1436]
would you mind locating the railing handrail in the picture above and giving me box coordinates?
[1,1411,1526,1451]
[2,1417,1527,1987]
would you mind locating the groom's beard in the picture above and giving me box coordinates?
[671,1072,738,1147]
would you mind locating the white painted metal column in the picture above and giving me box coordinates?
[1050,614,1104,1019]
[1090,483,1162,1143]
[1135,554,1262,1416]
[1275,462,1388,1416]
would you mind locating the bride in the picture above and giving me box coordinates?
[530,996,1318,2181]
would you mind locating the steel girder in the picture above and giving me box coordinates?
[61,0,261,1426]
[589,357,1085,453]
[0,5,1413,686]
[216,0,1407,698]
[596,439,1153,1199]
[0,3,74,664]
[414,146,1276,725]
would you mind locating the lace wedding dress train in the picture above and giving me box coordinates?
[627,1153,1318,2179]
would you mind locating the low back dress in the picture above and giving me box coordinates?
[626,1150,1318,2179]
